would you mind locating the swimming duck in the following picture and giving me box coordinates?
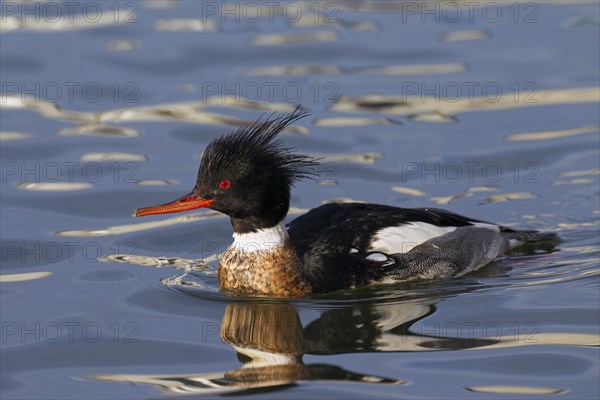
[134,110,551,296]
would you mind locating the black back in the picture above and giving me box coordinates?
[287,202,501,292]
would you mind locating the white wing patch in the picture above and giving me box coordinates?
[368,222,457,254]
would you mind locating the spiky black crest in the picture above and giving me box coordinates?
[199,109,317,186]
[196,109,318,232]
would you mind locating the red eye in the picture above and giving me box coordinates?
[219,180,231,189]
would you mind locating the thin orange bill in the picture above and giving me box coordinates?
[133,193,213,217]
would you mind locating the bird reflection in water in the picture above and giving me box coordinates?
[93,293,502,395]
[219,302,401,389]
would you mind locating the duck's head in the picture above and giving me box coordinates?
[133,109,317,233]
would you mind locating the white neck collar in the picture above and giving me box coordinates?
[231,220,288,253]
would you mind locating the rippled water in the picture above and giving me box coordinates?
[1,1,599,399]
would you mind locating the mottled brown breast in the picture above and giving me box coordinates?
[219,239,312,297]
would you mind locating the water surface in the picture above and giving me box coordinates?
[1,1,599,399]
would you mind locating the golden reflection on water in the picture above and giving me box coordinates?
[58,125,140,137]
[202,98,299,112]
[409,111,459,123]
[553,178,594,185]
[56,207,309,237]
[154,19,217,32]
[515,269,600,286]
[313,117,401,126]
[99,105,246,125]
[0,131,32,141]
[391,186,427,197]
[319,179,338,186]
[134,179,176,186]
[560,168,600,177]
[553,168,598,185]
[291,11,379,31]
[319,152,383,164]
[358,63,466,75]
[106,40,140,51]
[5,88,597,139]
[55,210,225,237]
[431,186,498,205]
[466,385,563,395]
[506,125,599,141]
[557,221,600,230]
[485,192,539,203]
[563,16,600,28]
[430,195,462,205]
[252,31,339,45]
[245,65,342,76]
[244,63,466,76]
[3,95,96,123]
[17,182,93,191]
[79,152,147,162]
[442,29,491,42]
[336,0,600,12]
[3,95,308,134]
[0,271,52,283]
[1,11,131,33]
[143,0,177,9]
[102,253,217,271]
[332,88,600,117]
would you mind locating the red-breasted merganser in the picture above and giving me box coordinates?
[133,110,553,297]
